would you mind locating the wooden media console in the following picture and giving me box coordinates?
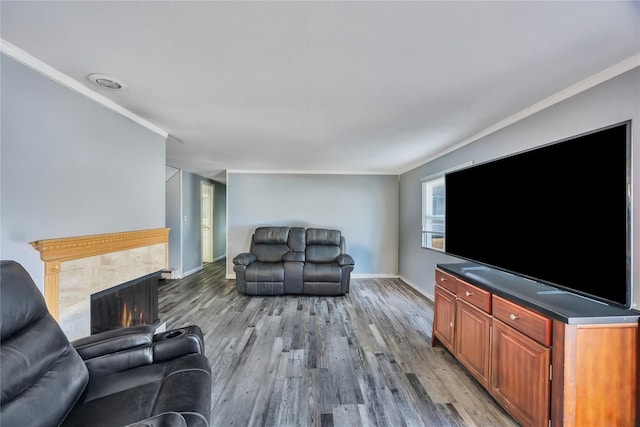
[432,263,639,427]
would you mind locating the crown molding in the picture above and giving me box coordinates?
[0,38,168,138]
[226,169,399,176]
[400,53,640,174]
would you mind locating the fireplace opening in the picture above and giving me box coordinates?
[90,271,160,335]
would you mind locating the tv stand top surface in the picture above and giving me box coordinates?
[438,262,640,324]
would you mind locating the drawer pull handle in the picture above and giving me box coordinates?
[450,322,454,328]
[440,277,445,282]
[465,291,473,297]
[509,314,519,321]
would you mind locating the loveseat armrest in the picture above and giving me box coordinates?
[71,325,155,360]
[233,252,256,266]
[336,254,355,267]
[153,325,205,362]
[125,412,187,427]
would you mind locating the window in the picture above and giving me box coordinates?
[422,175,445,250]
[421,162,472,251]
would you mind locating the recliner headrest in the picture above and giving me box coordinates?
[1,260,50,340]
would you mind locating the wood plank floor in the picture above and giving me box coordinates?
[158,260,518,427]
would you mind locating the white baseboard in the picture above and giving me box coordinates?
[351,273,400,279]
[182,265,203,278]
[399,275,435,302]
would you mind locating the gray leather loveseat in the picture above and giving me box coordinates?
[233,227,355,296]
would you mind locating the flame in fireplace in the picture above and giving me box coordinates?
[120,302,144,327]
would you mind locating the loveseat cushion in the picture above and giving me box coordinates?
[306,245,341,263]
[253,244,290,262]
[252,227,291,262]
[305,229,342,263]
[245,261,285,282]
[303,262,342,282]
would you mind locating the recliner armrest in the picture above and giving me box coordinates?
[336,254,355,267]
[73,326,206,378]
[71,325,155,360]
[233,252,256,266]
[153,326,205,362]
[83,346,154,377]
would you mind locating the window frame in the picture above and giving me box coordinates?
[421,162,472,251]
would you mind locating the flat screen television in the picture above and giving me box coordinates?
[444,121,631,308]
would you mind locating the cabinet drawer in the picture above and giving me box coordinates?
[457,280,491,313]
[493,295,551,346]
[435,269,458,293]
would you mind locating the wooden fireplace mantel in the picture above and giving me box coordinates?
[31,228,170,320]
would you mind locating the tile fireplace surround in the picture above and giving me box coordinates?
[31,228,169,340]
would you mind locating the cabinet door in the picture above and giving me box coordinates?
[455,298,491,388]
[491,319,550,427]
[433,284,456,352]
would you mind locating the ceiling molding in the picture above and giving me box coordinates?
[0,38,168,139]
[400,53,640,174]
[226,169,399,176]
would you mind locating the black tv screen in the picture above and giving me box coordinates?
[445,121,631,308]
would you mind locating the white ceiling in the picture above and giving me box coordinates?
[2,1,639,182]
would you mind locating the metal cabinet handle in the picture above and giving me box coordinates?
[465,291,473,297]
[509,314,519,321]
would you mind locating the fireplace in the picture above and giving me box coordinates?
[90,271,160,335]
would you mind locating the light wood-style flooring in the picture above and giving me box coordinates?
[158,260,518,427]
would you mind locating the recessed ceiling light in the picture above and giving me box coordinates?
[88,73,128,90]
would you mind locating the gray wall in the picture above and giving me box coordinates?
[181,173,227,274]
[1,55,166,291]
[165,169,227,277]
[213,181,227,260]
[166,170,182,273]
[399,67,640,308]
[181,171,202,275]
[227,173,399,277]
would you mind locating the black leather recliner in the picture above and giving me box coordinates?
[233,227,354,296]
[0,260,212,427]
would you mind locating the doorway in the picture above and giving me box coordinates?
[201,182,215,263]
